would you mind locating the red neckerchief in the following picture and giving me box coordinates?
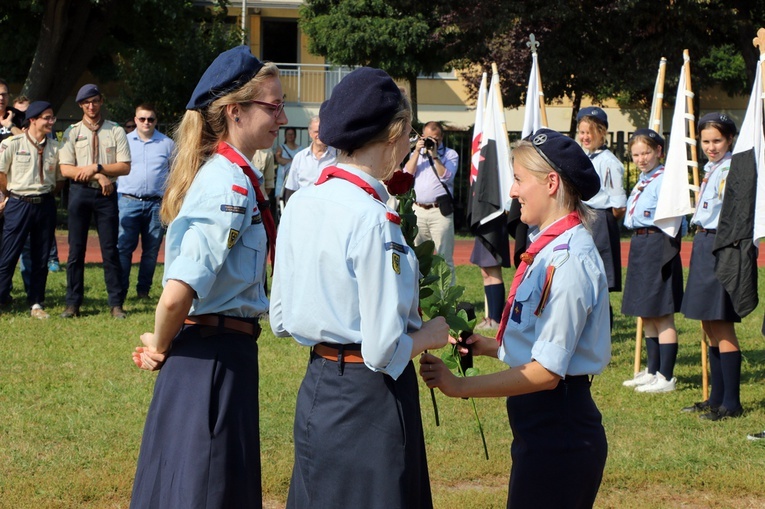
[315,165,381,201]
[216,141,276,268]
[495,211,582,344]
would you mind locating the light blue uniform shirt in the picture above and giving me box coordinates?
[584,148,627,210]
[624,165,664,230]
[691,152,731,229]
[270,163,421,380]
[283,144,337,191]
[411,144,459,203]
[118,130,175,197]
[497,224,611,377]
[163,150,268,317]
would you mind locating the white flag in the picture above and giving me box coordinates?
[739,56,765,245]
[522,52,544,138]
[469,73,487,185]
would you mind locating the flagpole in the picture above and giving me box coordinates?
[526,34,549,127]
[755,28,765,110]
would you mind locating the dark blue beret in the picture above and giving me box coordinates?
[526,128,600,201]
[630,128,665,149]
[186,46,265,110]
[576,106,608,128]
[318,67,403,153]
[698,112,737,135]
[24,101,52,121]
[75,84,101,103]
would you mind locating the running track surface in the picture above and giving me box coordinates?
[60,234,765,268]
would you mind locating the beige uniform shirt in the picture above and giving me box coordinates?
[0,134,63,195]
[252,148,276,193]
[59,120,131,183]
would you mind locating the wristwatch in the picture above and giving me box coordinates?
[96,164,103,174]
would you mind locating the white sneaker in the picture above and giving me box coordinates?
[636,372,676,393]
[622,369,655,387]
[30,305,49,319]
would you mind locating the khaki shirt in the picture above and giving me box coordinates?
[252,148,276,193]
[59,120,131,183]
[0,134,63,195]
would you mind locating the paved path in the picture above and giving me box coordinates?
[56,234,765,268]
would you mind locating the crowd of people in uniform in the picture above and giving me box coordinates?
[2,42,762,507]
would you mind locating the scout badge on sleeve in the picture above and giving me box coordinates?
[392,252,401,274]
[227,229,240,249]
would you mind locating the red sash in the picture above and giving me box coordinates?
[315,165,382,201]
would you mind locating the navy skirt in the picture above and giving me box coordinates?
[287,352,432,509]
[505,378,607,509]
[622,231,683,317]
[588,208,622,292]
[681,231,741,322]
[130,325,262,509]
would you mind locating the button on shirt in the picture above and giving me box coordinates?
[584,148,627,210]
[283,144,337,191]
[411,145,459,203]
[163,151,268,318]
[118,130,174,197]
[624,165,664,230]
[691,153,731,230]
[59,120,131,181]
[0,134,63,195]
[270,164,421,380]
[497,224,611,377]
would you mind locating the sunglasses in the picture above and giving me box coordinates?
[137,117,156,123]
[242,100,285,118]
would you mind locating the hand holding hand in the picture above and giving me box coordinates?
[131,333,168,371]
[74,164,98,182]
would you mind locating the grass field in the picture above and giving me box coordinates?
[2,263,765,508]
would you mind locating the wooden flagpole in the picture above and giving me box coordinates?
[633,58,667,376]
[682,49,708,400]
[754,28,765,112]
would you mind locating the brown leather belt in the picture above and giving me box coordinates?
[184,314,261,337]
[414,202,439,209]
[633,227,660,235]
[10,192,51,204]
[313,343,364,363]
[696,227,717,234]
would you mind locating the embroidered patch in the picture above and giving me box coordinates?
[703,202,708,209]
[251,212,262,225]
[384,242,408,254]
[643,210,651,217]
[76,135,88,141]
[232,184,248,196]
[220,204,246,214]
[386,212,401,225]
[510,301,523,324]
[392,253,401,274]
[227,229,240,249]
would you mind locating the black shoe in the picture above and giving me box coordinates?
[111,306,127,319]
[136,292,150,300]
[700,405,744,421]
[60,305,80,318]
[682,401,718,413]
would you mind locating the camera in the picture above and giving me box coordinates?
[423,137,437,151]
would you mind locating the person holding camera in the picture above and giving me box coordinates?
[404,121,459,280]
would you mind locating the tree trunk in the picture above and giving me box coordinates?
[568,90,581,137]
[407,74,419,125]
[22,0,119,111]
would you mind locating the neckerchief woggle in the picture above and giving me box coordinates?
[216,141,277,269]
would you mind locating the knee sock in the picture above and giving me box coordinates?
[708,347,723,407]
[720,350,742,411]
[484,283,506,323]
[659,343,678,380]
[645,337,660,374]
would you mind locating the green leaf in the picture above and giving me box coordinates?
[465,367,480,377]
[445,314,470,332]
[440,350,458,369]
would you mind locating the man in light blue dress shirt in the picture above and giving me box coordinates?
[117,103,174,300]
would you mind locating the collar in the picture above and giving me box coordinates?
[334,163,390,202]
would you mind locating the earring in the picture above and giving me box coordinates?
[235,116,240,123]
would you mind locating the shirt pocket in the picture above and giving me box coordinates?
[507,277,538,330]
[13,153,32,172]
[234,223,267,284]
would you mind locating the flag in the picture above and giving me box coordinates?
[654,55,694,237]
[747,57,765,246]
[467,70,513,266]
[469,73,487,186]
[521,52,544,139]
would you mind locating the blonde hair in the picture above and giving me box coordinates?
[512,141,594,228]
[161,62,280,223]
[578,117,608,146]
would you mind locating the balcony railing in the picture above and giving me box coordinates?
[274,63,354,104]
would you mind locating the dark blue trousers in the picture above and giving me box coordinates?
[0,194,55,305]
[506,378,607,509]
[65,184,123,307]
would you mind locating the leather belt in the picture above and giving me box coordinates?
[562,375,593,385]
[415,202,439,209]
[184,314,261,337]
[313,342,364,363]
[9,192,51,204]
[632,227,660,235]
[123,193,162,202]
[71,180,103,190]
[696,227,716,234]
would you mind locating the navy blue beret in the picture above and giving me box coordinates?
[186,46,265,110]
[24,101,52,120]
[526,128,600,201]
[576,106,608,128]
[630,128,665,149]
[75,84,101,103]
[698,112,737,135]
[318,67,403,153]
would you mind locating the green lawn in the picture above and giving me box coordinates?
[2,263,765,508]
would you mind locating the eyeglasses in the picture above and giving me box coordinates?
[0,93,8,98]
[40,116,57,123]
[81,99,101,106]
[137,117,156,123]
[242,100,285,118]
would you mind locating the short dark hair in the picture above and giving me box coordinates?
[0,78,8,89]
[284,127,297,136]
[135,103,156,116]
[423,121,443,136]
